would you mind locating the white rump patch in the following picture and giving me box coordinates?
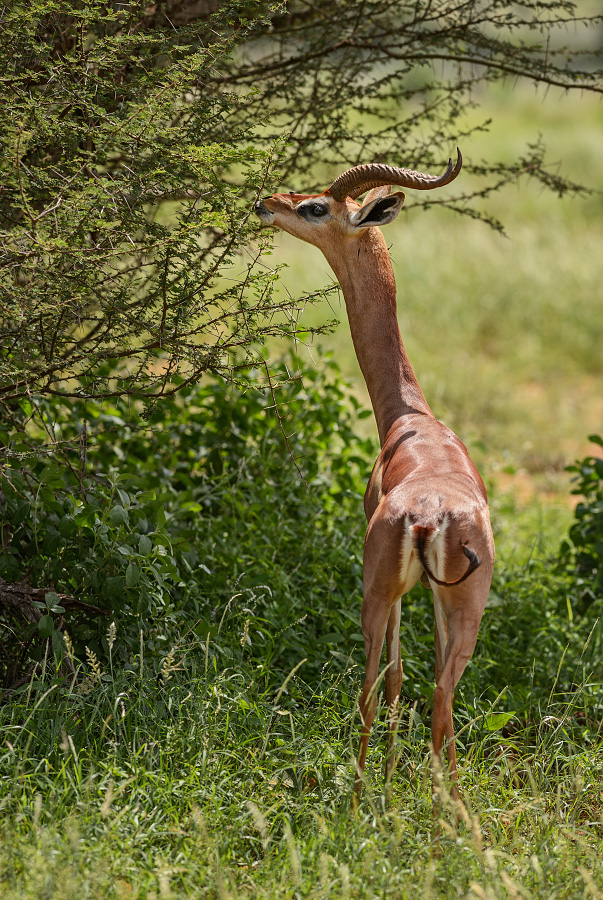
[409,514,450,583]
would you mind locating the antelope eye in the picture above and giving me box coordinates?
[296,201,329,220]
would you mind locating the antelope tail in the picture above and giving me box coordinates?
[411,524,481,587]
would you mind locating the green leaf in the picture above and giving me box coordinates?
[125,563,140,588]
[58,515,76,538]
[12,501,30,526]
[174,540,191,553]
[38,615,55,638]
[74,507,98,527]
[42,528,62,553]
[138,534,152,556]
[39,464,64,486]
[117,488,130,506]
[484,712,515,732]
[105,575,125,598]
[136,490,157,503]
[110,505,129,527]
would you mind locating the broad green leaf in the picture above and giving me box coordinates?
[484,712,515,732]
[125,563,140,588]
[58,516,76,538]
[105,575,125,598]
[38,615,55,638]
[52,629,64,655]
[74,507,98,527]
[42,528,62,553]
[110,505,129,527]
[39,464,64,486]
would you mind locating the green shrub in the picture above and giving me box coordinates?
[3,362,603,732]
[0,359,378,687]
[560,435,603,604]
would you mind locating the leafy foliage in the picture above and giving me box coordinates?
[472,560,603,728]
[3,360,602,726]
[560,434,603,606]
[0,0,335,417]
[1,5,602,889]
[0,358,377,687]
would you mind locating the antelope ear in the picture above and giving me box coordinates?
[362,185,392,205]
[350,191,405,229]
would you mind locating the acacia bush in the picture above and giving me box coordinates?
[1,0,601,423]
[1,0,337,423]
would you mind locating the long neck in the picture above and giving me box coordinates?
[323,229,432,445]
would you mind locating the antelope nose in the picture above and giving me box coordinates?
[254,200,274,224]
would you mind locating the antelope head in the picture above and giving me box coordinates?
[254,149,462,250]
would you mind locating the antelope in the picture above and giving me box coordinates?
[255,150,494,804]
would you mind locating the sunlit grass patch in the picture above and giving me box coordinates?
[1,625,602,899]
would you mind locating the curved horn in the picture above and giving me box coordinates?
[327,148,462,201]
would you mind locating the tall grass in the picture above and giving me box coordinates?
[1,633,602,899]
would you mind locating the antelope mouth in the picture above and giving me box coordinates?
[254,200,274,224]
